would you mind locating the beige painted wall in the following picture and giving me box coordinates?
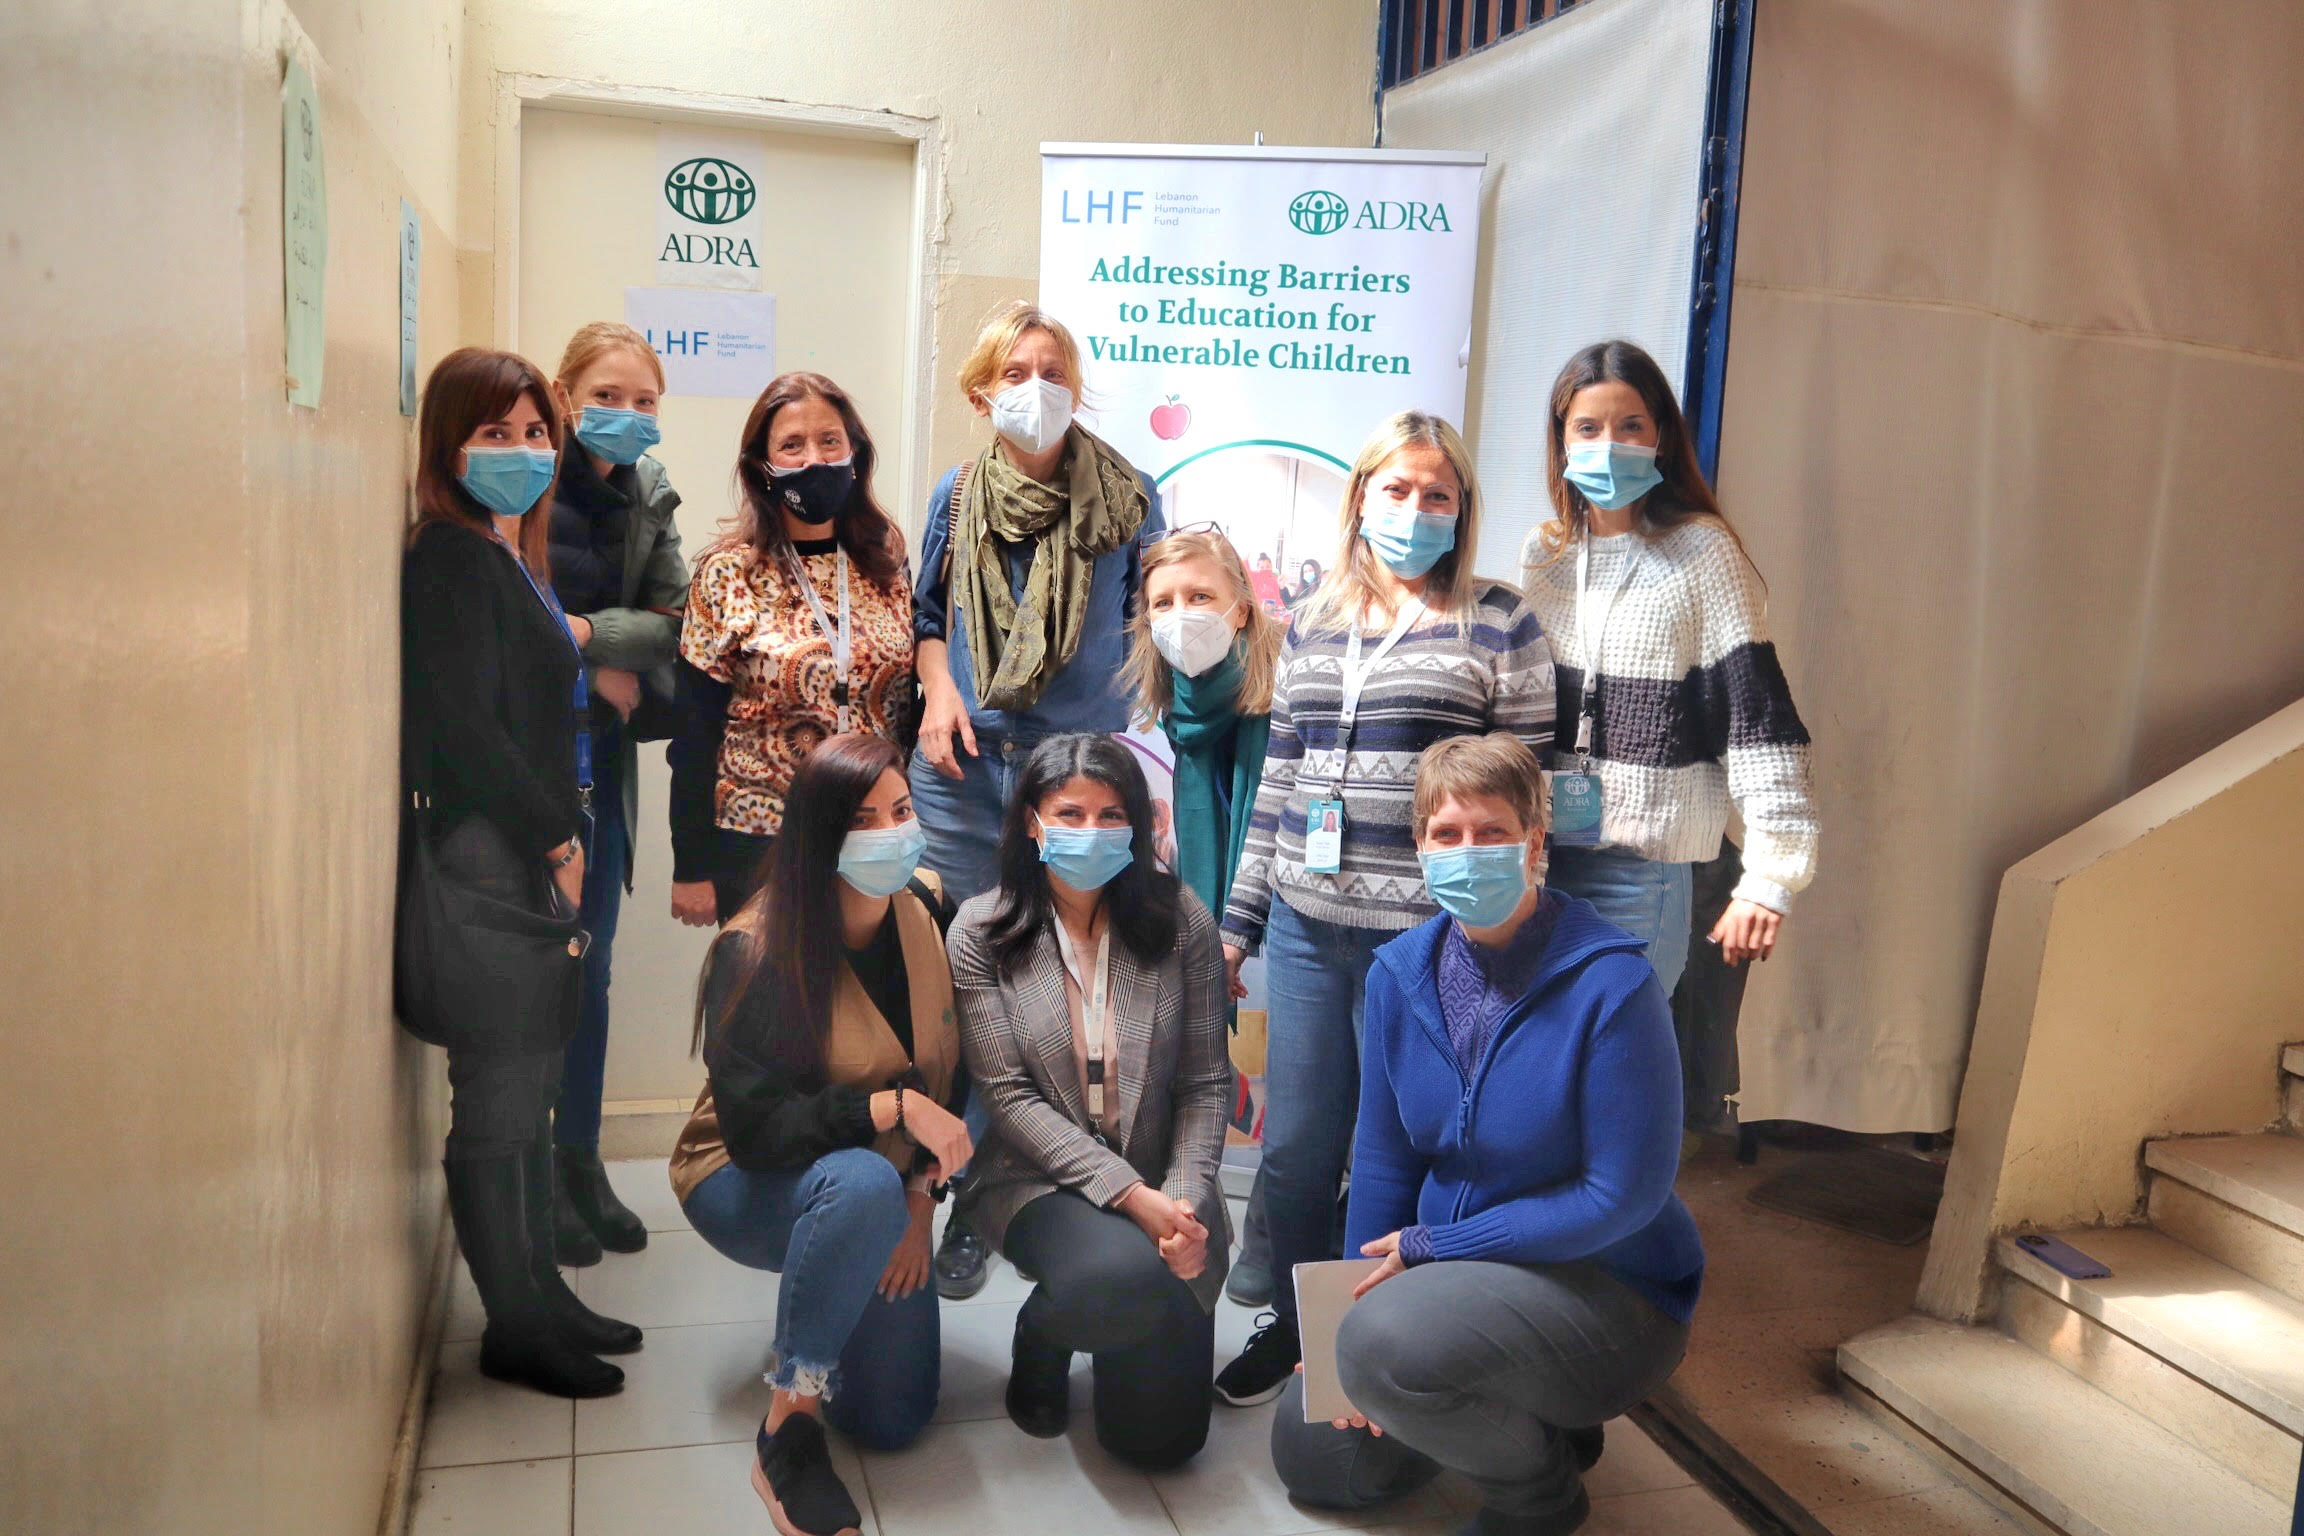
[1917,698,2304,1321]
[1715,0,2304,1131]
[2,0,463,1530]
[518,107,919,1102]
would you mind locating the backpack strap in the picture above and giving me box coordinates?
[939,460,972,588]
[905,871,955,937]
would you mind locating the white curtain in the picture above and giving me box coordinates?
[1719,0,2304,1129]
[1386,0,2304,1131]
[1380,0,1717,579]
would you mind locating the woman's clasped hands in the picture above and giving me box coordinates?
[1117,1183,1208,1281]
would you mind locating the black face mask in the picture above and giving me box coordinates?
[767,458,856,526]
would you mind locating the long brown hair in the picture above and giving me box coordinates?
[1296,411,1487,634]
[1530,340,1752,571]
[692,733,908,1065]
[1122,529,1283,723]
[412,347,561,578]
[726,372,904,586]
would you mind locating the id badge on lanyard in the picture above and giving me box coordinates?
[789,546,855,733]
[1553,533,1636,849]
[1060,922,1116,1147]
[508,540,595,838]
[1304,601,1423,875]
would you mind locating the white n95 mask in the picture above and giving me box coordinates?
[990,376,1075,455]
[1151,606,1238,678]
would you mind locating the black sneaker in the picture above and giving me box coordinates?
[1214,1312,1299,1406]
[751,1414,862,1536]
[934,1213,990,1300]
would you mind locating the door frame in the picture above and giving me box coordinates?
[489,73,943,512]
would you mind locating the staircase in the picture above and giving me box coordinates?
[1839,1044,2304,1536]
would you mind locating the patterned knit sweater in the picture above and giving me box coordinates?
[1518,520,1817,913]
[1221,580,1557,948]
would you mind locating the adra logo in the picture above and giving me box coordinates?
[1289,188,1454,236]
[664,157,756,224]
[1289,189,1351,235]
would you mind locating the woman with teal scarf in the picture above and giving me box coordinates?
[1125,530,1284,923]
[1124,528,1285,1301]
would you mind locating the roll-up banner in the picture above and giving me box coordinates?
[1038,142,1486,621]
[1038,144,1484,1124]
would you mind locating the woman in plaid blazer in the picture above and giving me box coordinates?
[947,733,1233,1471]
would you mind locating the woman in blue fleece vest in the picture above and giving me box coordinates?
[1269,732,1703,1536]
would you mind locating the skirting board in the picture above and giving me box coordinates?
[599,1097,694,1160]
[376,1201,455,1536]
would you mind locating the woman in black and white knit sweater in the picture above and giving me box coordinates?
[1519,340,1818,1011]
[1211,410,1557,1407]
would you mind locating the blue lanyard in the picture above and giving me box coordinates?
[503,540,594,807]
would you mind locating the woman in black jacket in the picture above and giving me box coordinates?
[668,733,972,1536]
[542,321,691,1267]
[401,348,642,1400]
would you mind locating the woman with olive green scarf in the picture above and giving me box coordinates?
[909,302,1164,908]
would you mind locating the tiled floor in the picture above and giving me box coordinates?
[1668,1140,2028,1535]
[410,1158,1753,1536]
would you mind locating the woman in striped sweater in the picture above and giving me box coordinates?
[1518,340,1818,1020]
[1213,411,1557,1407]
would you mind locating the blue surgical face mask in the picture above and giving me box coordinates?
[1359,499,1457,578]
[1563,440,1663,511]
[1419,841,1534,928]
[838,819,927,899]
[1035,817,1135,892]
[574,405,662,466]
[460,445,558,518]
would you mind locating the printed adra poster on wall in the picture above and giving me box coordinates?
[656,129,766,291]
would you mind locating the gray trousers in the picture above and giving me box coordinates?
[1271,1259,1688,1520]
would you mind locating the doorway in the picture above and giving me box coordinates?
[517,104,919,1115]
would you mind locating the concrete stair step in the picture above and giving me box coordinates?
[2281,1042,2304,1079]
[1840,1315,2288,1536]
[1996,1229,2304,1495]
[2146,1133,2304,1243]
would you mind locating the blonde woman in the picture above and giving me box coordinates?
[904,300,1166,1301]
[544,321,690,1267]
[908,301,1165,905]
[1518,342,1816,1132]
[1212,411,1558,1408]
[1123,528,1287,1307]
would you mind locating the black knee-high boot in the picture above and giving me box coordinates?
[523,1136,644,1355]
[444,1154,625,1398]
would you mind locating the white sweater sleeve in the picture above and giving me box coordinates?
[1693,535,1819,912]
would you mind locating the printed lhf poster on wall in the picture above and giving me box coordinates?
[623,288,777,399]
[656,129,767,291]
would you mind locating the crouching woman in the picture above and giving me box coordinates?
[946,733,1233,1472]
[669,733,973,1536]
[1271,733,1704,1536]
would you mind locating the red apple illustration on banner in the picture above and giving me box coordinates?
[1149,395,1192,441]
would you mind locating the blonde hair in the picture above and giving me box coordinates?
[1122,530,1284,723]
[1298,411,1487,633]
[555,321,665,394]
[1411,733,1548,840]
[957,300,1086,410]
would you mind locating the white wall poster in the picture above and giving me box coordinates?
[655,129,765,291]
[1039,143,1485,613]
[623,287,777,399]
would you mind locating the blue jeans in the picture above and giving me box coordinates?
[682,1148,939,1451]
[556,740,627,1149]
[1547,846,1694,999]
[1259,896,1394,1331]
[907,738,1032,905]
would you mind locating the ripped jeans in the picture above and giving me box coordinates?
[682,1147,939,1451]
